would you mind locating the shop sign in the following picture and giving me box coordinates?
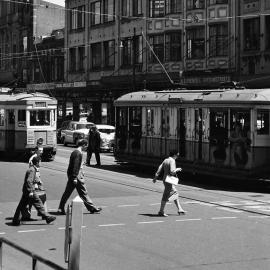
[56,81,86,88]
[180,75,231,85]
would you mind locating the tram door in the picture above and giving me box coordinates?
[194,108,203,160]
[177,108,186,158]
[6,109,15,150]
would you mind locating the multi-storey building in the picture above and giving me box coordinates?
[59,0,241,124]
[0,0,64,87]
[29,28,64,84]
[240,0,270,88]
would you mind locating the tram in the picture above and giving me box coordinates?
[0,89,57,161]
[114,87,270,180]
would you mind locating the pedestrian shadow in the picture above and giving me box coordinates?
[138,213,161,217]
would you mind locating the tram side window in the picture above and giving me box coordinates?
[18,110,26,127]
[230,110,250,137]
[0,109,4,126]
[116,107,128,137]
[161,108,169,137]
[8,110,15,124]
[146,108,154,136]
[30,110,50,126]
[129,107,142,138]
[257,110,269,135]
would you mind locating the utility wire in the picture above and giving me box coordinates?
[3,0,270,26]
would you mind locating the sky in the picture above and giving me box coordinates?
[46,0,65,7]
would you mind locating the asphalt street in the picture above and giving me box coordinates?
[1,146,270,270]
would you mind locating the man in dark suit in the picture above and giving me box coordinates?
[86,125,101,166]
[12,157,56,225]
[57,139,102,215]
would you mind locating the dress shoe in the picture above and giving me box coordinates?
[178,210,187,215]
[57,208,66,215]
[90,207,102,214]
[158,212,168,217]
[46,216,56,224]
[94,164,101,167]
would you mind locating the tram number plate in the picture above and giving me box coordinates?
[35,102,46,107]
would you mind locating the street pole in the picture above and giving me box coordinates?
[133,27,136,91]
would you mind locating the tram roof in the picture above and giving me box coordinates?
[114,88,270,105]
[0,91,57,103]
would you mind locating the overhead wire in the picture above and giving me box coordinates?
[1,0,270,86]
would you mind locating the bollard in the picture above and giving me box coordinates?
[64,196,83,270]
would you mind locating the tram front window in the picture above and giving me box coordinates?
[30,110,50,126]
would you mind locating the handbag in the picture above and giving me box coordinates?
[165,175,179,185]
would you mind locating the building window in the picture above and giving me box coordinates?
[91,43,102,69]
[69,48,76,72]
[91,1,101,25]
[70,8,77,29]
[104,40,115,68]
[187,0,205,10]
[78,46,85,70]
[266,16,270,50]
[149,35,164,63]
[186,27,205,59]
[122,0,132,17]
[77,6,85,28]
[165,32,181,61]
[133,0,143,15]
[121,38,132,66]
[166,0,182,14]
[209,23,228,57]
[244,18,260,51]
[104,0,115,22]
[209,0,228,5]
[150,0,165,18]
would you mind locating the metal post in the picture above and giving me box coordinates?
[68,196,83,270]
[0,241,2,270]
[133,27,136,91]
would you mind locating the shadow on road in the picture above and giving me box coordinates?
[94,163,270,194]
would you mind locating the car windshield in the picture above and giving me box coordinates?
[98,128,115,134]
[76,123,93,129]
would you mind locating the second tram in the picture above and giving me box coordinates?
[0,89,57,161]
[114,88,270,180]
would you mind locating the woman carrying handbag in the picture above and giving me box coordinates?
[153,149,186,217]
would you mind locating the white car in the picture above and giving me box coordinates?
[96,124,115,152]
[61,121,95,146]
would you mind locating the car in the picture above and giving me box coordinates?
[60,121,95,146]
[57,120,72,143]
[96,124,115,152]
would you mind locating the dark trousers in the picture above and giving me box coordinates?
[86,150,100,165]
[13,192,48,223]
[58,176,96,212]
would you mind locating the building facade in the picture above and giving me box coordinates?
[0,0,64,87]
[2,0,270,125]
[58,0,238,124]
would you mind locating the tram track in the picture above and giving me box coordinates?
[42,159,270,217]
